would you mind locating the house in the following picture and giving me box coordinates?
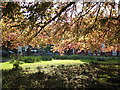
[101,44,120,56]
[18,45,29,55]
[64,43,120,56]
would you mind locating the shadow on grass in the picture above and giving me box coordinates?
[2,69,67,88]
[2,63,120,89]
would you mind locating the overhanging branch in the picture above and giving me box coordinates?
[27,2,75,43]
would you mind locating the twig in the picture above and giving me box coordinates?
[27,2,75,43]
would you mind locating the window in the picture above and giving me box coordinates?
[22,47,25,52]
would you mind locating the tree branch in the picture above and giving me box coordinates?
[72,2,98,25]
[27,2,75,43]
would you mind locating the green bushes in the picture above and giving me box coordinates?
[106,56,120,60]
[12,60,23,70]
[52,55,81,60]
[13,60,20,70]
[9,55,120,63]
[15,56,52,63]
[52,55,99,60]
[17,56,40,63]
[41,56,52,61]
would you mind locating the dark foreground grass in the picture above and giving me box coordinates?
[2,63,120,89]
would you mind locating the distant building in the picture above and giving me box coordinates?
[64,43,120,56]
[18,45,29,55]
[101,44,120,56]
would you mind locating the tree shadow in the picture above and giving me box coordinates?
[2,63,120,89]
[2,68,67,88]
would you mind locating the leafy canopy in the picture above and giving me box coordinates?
[1,1,120,52]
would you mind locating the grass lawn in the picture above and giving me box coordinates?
[2,61,120,88]
[1,59,120,70]
[2,56,120,88]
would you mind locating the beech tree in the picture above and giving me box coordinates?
[1,1,120,52]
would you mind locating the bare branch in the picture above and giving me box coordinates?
[72,2,98,25]
[27,2,75,43]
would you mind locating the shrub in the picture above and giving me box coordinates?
[20,57,34,63]
[16,56,52,63]
[9,60,15,63]
[41,56,52,61]
[52,55,99,60]
[97,57,107,61]
[52,55,62,59]
[12,60,22,70]
[68,55,80,60]
[12,55,120,63]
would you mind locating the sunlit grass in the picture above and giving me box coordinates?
[1,62,13,70]
[1,59,120,70]
[21,59,85,69]
[1,59,84,70]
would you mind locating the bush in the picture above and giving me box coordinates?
[12,60,22,70]
[12,55,120,63]
[52,55,61,59]
[18,56,40,63]
[9,60,15,63]
[19,56,34,63]
[52,55,98,60]
[16,56,52,63]
[97,57,107,61]
[41,56,52,61]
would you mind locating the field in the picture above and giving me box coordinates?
[1,55,120,89]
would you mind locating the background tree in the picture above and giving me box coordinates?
[1,1,120,52]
